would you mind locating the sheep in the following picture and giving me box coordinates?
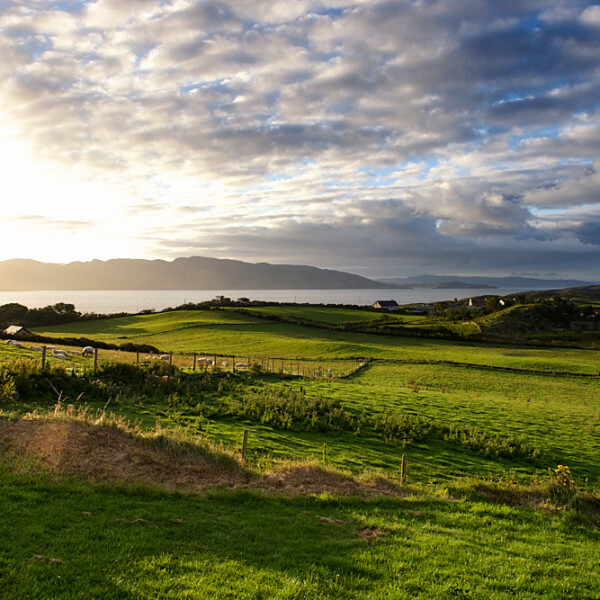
[29,345,43,351]
[82,346,94,357]
[5,339,22,347]
[52,350,67,360]
[159,354,170,361]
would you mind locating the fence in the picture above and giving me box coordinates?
[6,341,369,379]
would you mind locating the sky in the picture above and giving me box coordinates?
[0,0,599,280]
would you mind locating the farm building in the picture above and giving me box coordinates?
[468,298,486,310]
[3,325,33,338]
[372,300,399,311]
[411,304,434,314]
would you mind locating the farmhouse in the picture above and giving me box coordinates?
[3,325,33,338]
[468,298,486,310]
[373,300,398,311]
[411,304,434,314]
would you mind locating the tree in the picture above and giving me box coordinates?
[0,303,29,325]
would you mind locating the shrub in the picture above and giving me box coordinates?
[548,464,577,502]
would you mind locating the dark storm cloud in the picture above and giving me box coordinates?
[575,221,600,245]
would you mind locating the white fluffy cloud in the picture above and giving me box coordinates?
[0,0,599,278]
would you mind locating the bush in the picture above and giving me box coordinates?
[548,464,577,502]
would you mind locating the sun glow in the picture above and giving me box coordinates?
[0,121,142,263]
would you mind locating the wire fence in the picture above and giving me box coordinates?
[6,341,370,379]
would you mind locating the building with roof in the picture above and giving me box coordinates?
[373,300,399,311]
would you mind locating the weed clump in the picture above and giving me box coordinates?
[214,386,356,432]
[441,423,542,460]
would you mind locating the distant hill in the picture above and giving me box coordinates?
[378,274,594,289]
[522,285,600,301]
[0,257,394,291]
[432,280,496,290]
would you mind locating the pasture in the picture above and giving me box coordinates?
[7,305,600,483]
[2,466,599,599]
[2,303,600,598]
[30,308,600,372]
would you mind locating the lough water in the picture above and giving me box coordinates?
[0,287,542,315]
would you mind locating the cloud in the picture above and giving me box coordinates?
[576,221,600,245]
[0,0,598,278]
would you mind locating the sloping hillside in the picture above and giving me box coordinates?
[0,256,393,291]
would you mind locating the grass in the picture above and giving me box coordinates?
[227,305,406,324]
[3,349,598,484]
[30,308,600,372]
[3,304,600,597]
[1,466,599,599]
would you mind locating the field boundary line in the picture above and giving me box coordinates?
[378,358,600,379]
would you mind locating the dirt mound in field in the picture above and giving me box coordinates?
[0,418,401,497]
[0,419,248,490]
[258,464,401,497]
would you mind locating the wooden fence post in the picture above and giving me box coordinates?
[136,351,139,366]
[169,351,173,366]
[401,454,407,486]
[241,429,249,462]
[93,348,98,375]
[41,346,46,371]
[193,353,196,371]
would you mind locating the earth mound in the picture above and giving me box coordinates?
[0,418,400,497]
[0,419,247,490]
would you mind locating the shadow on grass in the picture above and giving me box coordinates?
[2,472,600,599]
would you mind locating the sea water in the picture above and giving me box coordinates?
[0,287,542,315]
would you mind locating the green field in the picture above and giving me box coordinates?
[2,467,599,599]
[30,308,600,372]
[227,305,408,324]
[2,304,600,598]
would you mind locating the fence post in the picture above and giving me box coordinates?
[401,454,407,486]
[93,348,98,375]
[232,357,235,373]
[169,351,173,366]
[136,351,139,366]
[193,353,196,371]
[241,429,249,462]
[41,346,46,371]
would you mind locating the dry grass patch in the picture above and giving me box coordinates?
[257,462,402,497]
[0,417,248,491]
[0,411,403,498]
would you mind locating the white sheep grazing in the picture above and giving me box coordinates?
[5,339,22,347]
[52,349,67,359]
[29,345,43,351]
[82,346,94,356]
[159,354,170,361]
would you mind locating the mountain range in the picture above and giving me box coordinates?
[376,274,593,289]
[0,258,593,292]
[0,257,390,291]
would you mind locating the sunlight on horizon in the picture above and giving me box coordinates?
[0,120,149,263]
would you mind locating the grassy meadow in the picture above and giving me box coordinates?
[29,308,600,372]
[1,303,599,598]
